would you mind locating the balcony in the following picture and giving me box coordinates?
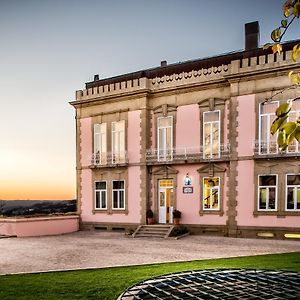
[91,151,128,167]
[145,145,230,164]
[254,140,300,158]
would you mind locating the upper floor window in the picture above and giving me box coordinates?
[95,181,107,209]
[287,104,300,153]
[203,111,220,159]
[286,174,300,211]
[258,175,277,211]
[112,120,125,163]
[259,102,278,154]
[112,180,125,210]
[203,177,220,210]
[94,123,107,164]
[157,116,173,161]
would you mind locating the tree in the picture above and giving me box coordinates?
[264,0,300,150]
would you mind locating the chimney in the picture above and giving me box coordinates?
[245,21,260,50]
[94,74,99,81]
[161,60,167,67]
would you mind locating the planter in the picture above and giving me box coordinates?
[173,218,180,225]
[147,217,154,225]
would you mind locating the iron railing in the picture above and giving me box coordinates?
[91,151,128,166]
[145,145,230,163]
[254,140,300,156]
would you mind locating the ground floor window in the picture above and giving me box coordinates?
[286,174,300,211]
[95,181,107,209]
[203,177,220,210]
[112,180,125,209]
[258,175,277,211]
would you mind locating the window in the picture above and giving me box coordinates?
[94,123,107,164]
[286,174,300,211]
[203,177,220,210]
[95,181,107,209]
[157,116,173,161]
[203,111,220,159]
[259,102,278,154]
[112,180,125,209]
[287,107,300,153]
[112,121,125,163]
[258,175,277,211]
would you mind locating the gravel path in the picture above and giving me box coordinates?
[1,231,300,275]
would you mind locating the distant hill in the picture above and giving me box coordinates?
[0,200,77,217]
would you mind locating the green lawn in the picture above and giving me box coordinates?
[0,252,300,300]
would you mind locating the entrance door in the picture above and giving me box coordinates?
[158,179,173,224]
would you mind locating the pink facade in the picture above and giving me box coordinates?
[0,216,79,237]
[72,34,300,238]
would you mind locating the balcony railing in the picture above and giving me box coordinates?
[91,151,128,166]
[145,145,230,163]
[254,140,300,156]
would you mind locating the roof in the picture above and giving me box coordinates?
[85,40,300,90]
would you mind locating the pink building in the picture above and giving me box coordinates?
[70,22,300,238]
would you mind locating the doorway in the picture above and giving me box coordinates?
[158,179,173,224]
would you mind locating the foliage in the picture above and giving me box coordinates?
[172,209,182,219]
[265,1,300,148]
[0,253,299,299]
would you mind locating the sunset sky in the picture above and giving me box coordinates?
[0,0,299,200]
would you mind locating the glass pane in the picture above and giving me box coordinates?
[212,188,219,209]
[99,182,106,189]
[287,175,300,185]
[204,111,219,122]
[268,187,276,209]
[297,188,300,209]
[95,182,101,190]
[287,187,294,209]
[113,191,118,208]
[101,191,106,208]
[159,192,165,207]
[212,123,219,155]
[158,117,172,127]
[259,175,276,186]
[261,102,277,114]
[204,123,211,157]
[158,128,165,150]
[119,181,124,189]
[113,181,119,189]
[166,127,172,149]
[260,115,268,142]
[259,188,266,209]
[119,191,124,208]
[96,191,100,208]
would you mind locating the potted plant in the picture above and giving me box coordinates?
[173,209,182,225]
[146,209,154,225]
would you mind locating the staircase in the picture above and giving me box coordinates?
[132,225,174,238]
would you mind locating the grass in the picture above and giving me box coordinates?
[0,252,300,300]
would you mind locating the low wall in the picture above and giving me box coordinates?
[0,215,79,237]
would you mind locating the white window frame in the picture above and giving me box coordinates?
[157,116,173,161]
[111,120,125,163]
[203,110,220,159]
[95,181,107,210]
[285,173,300,211]
[94,123,107,164]
[203,177,220,210]
[287,108,300,153]
[257,174,278,211]
[258,101,279,155]
[112,180,125,210]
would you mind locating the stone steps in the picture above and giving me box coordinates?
[132,225,174,238]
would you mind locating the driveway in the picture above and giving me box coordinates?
[1,231,300,275]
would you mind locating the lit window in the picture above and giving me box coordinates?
[95,181,107,209]
[157,116,173,161]
[203,111,220,159]
[286,174,300,211]
[94,123,107,164]
[258,175,277,211]
[112,180,125,209]
[203,177,220,210]
[112,121,125,163]
[258,102,278,154]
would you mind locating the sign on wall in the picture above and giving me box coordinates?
[183,186,193,193]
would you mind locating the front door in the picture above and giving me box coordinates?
[158,179,173,224]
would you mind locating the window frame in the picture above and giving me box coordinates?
[257,174,278,211]
[202,176,220,211]
[202,110,221,159]
[157,116,173,161]
[112,180,126,210]
[285,173,300,211]
[93,123,107,164]
[94,180,107,210]
[111,120,126,163]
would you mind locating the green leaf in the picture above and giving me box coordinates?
[281,19,288,27]
[275,102,292,117]
[280,121,297,135]
[270,115,288,135]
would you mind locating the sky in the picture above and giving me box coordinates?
[0,0,299,200]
